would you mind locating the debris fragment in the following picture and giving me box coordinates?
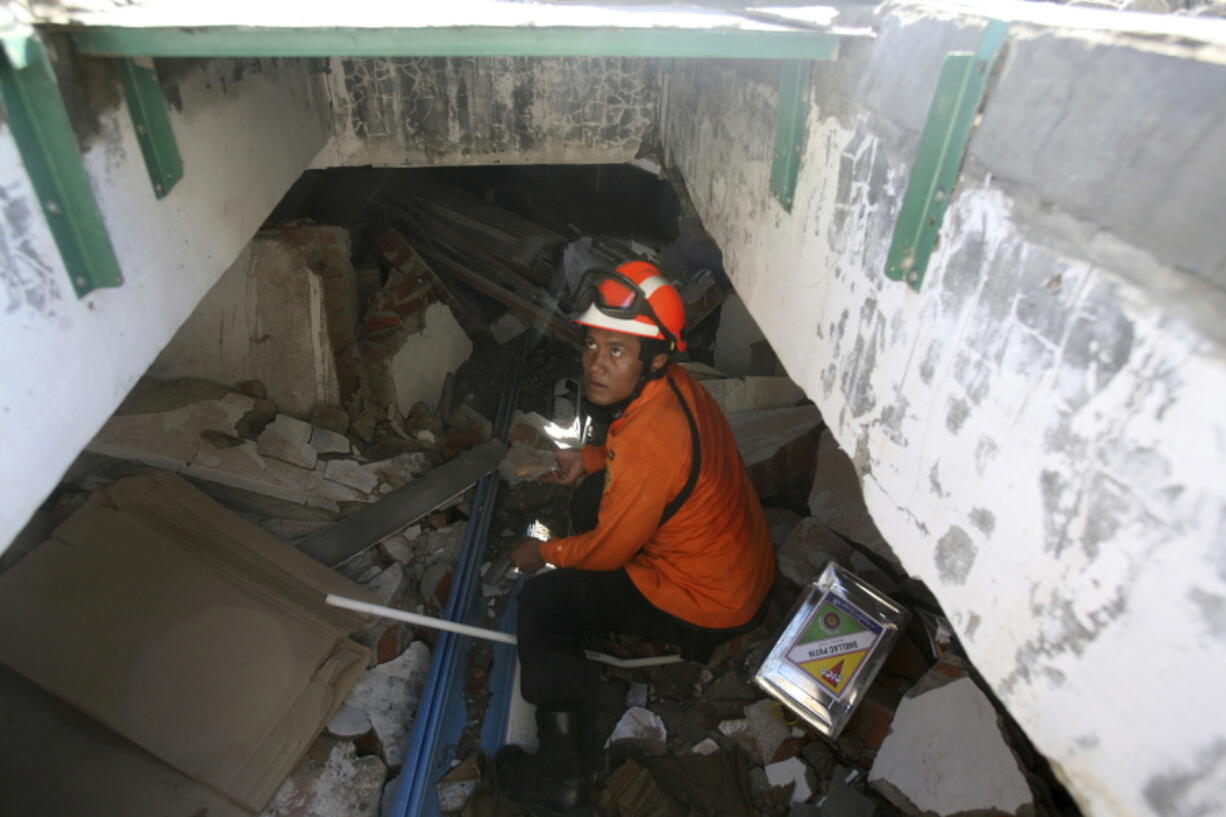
[868,673,1035,817]
[262,741,386,817]
[342,642,431,768]
[607,707,668,756]
[765,756,816,804]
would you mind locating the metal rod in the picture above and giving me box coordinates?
[325,593,683,668]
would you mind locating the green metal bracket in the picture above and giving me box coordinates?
[121,57,183,199]
[771,60,810,212]
[0,35,123,297]
[884,20,1010,290]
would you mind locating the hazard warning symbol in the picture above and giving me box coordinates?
[785,594,882,698]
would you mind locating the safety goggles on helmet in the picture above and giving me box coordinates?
[572,267,681,350]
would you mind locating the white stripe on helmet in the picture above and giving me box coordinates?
[574,304,661,339]
[636,274,669,298]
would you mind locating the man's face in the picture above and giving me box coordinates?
[582,327,645,406]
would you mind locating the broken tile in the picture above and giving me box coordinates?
[259,415,320,469]
[868,675,1034,817]
[765,756,816,803]
[311,405,351,435]
[262,741,385,817]
[626,682,651,709]
[606,707,668,756]
[324,459,379,494]
[691,738,720,755]
[380,531,418,564]
[311,427,351,455]
[343,642,431,767]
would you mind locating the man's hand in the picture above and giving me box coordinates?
[510,537,547,573]
[540,448,586,486]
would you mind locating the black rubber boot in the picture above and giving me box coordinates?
[494,709,590,817]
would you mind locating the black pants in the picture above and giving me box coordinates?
[516,473,763,711]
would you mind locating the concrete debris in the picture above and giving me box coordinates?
[728,405,822,497]
[765,756,816,803]
[326,704,373,740]
[89,396,369,513]
[776,518,853,589]
[311,427,351,455]
[815,771,874,817]
[742,699,792,766]
[379,774,400,817]
[362,563,408,607]
[697,375,806,415]
[809,430,900,569]
[691,738,720,755]
[257,518,332,543]
[151,228,347,420]
[389,303,473,418]
[869,674,1034,817]
[364,452,431,489]
[763,506,803,549]
[489,311,528,344]
[311,405,351,435]
[324,459,380,494]
[259,415,319,469]
[261,741,386,817]
[606,707,668,756]
[436,753,481,813]
[343,641,431,768]
[626,682,651,709]
[379,526,420,564]
[714,295,770,377]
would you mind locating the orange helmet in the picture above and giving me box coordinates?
[572,261,687,352]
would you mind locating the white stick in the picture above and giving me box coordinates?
[325,594,683,668]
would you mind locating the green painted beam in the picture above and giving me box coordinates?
[121,58,183,199]
[770,59,809,212]
[65,25,841,60]
[0,35,123,297]
[884,20,1010,291]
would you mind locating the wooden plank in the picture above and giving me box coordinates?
[297,439,507,567]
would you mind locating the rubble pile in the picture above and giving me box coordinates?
[2,166,1077,817]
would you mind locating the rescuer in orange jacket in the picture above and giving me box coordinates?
[496,261,776,817]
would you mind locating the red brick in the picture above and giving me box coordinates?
[375,624,401,664]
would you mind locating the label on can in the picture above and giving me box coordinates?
[785,593,883,699]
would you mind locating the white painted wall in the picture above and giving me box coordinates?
[0,57,329,549]
[664,6,1226,817]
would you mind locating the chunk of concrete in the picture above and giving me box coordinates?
[728,405,822,497]
[868,676,1034,817]
[326,704,373,740]
[262,741,385,817]
[776,518,853,588]
[151,232,345,419]
[816,774,874,817]
[765,756,816,803]
[311,427,351,455]
[364,452,431,490]
[343,642,431,767]
[380,529,419,564]
[389,302,472,417]
[809,430,899,569]
[763,507,803,549]
[259,415,319,469]
[743,699,791,766]
[606,707,668,756]
[325,459,379,494]
[698,376,806,415]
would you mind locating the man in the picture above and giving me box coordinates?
[497,261,776,816]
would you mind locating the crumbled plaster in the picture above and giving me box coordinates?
[314,56,659,168]
[662,14,1226,817]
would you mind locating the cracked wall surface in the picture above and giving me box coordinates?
[0,56,330,550]
[313,56,659,168]
[663,5,1226,817]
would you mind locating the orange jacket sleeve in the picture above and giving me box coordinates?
[537,444,680,570]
